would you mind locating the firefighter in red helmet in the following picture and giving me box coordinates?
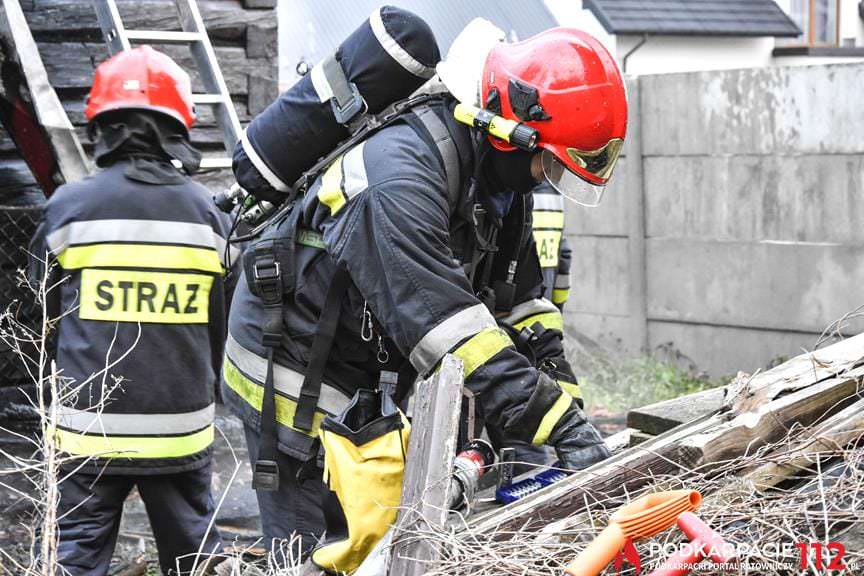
[224,17,626,571]
[29,46,235,575]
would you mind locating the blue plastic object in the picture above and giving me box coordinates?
[495,465,571,504]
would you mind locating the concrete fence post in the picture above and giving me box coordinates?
[624,75,648,353]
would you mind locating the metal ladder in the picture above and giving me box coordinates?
[92,0,241,169]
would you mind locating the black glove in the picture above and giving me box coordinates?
[549,405,611,470]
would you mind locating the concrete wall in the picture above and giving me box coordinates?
[564,62,864,377]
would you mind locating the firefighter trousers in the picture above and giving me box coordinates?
[56,464,222,576]
[243,424,327,557]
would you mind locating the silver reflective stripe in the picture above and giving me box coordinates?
[310,61,334,103]
[52,403,215,436]
[342,142,368,201]
[240,128,291,192]
[369,8,435,79]
[46,219,226,254]
[409,303,497,374]
[555,273,571,289]
[225,334,352,415]
[502,298,560,325]
[533,194,564,212]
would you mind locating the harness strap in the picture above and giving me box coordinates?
[293,266,352,431]
[413,106,461,210]
[248,240,285,491]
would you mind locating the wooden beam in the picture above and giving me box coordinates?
[468,334,864,534]
[387,355,464,576]
[741,396,864,490]
[627,387,725,435]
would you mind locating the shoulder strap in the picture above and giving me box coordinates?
[411,105,461,210]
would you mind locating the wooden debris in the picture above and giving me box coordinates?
[468,334,864,535]
[387,355,464,576]
[743,396,864,490]
[626,387,725,435]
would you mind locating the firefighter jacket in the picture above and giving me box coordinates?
[222,100,603,463]
[532,182,571,309]
[29,159,237,474]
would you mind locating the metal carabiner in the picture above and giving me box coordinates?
[376,336,390,365]
[361,301,374,342]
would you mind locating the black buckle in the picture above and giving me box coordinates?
[254,259,280,281]
[252,459,279,491]
[331,82,366,125]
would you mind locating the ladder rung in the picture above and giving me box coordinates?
[199,158,233,170]
[125,30,202,44]
[192,93,227,105]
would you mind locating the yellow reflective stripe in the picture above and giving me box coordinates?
[514,310,564,332]
[558,379,582,399]
[317,155,346,215]
[531,392,573,446]
[223,357,326,437]
[552,288,570,305]
[532,211,564,230]
[79,269,213,324]
[533,229,561,268]
[51,425,213,458]
[56,244,222,273]
[452,327,513,379]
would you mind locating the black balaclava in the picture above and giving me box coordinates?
[89,109,201,184]
[481,146,537,219]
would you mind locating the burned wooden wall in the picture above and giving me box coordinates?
[0,0,277,393]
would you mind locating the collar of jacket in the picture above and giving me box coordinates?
[121,155,189,185]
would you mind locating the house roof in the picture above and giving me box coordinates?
[583,0,801,37]
[278,0,558,84]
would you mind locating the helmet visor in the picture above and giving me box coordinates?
[566,138,624,182]
[540,149,606,207]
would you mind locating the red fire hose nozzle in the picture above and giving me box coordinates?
[648,512,738,576]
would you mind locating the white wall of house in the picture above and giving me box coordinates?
[544,0,864,74]
[615,36,776,74]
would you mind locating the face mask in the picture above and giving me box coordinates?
[486,147,537,196]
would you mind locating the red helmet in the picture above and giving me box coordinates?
[481,28,627,206]
[85,45,196,130]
